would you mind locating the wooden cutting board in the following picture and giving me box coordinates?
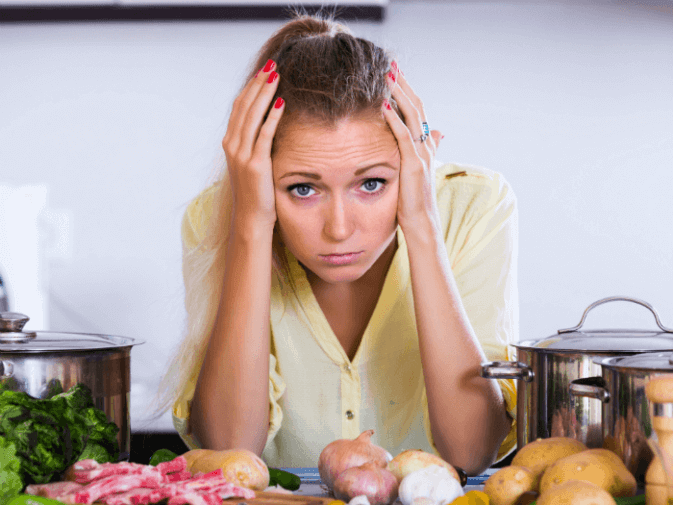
[223,491,335,505]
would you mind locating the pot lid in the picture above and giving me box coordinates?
[594,352,673,372]
[514,297,673,353]
[0,312,143,352]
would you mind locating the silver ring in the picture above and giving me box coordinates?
[421,122,430,135]
[415,134,428,143]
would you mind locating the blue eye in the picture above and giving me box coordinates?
[361,178,386,193]
[289,184,315,198]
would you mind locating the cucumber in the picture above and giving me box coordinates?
[268,468,301,490]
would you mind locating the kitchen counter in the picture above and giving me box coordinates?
[281,468,497,495]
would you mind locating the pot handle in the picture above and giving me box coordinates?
[481,361,534,382]
[558,296,673,334]
[0,360,13,379]
[569,376,610,403]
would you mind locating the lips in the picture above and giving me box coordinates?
[319,251,364,265]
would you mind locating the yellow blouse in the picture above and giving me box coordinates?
[173,161,519,468]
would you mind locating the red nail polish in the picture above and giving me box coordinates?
[267,71,278,84]
[383,99,392,110]
[387,71,396,82]
[391,60,399,71]
[254,69,260,78]
[274,97,284,109]
[263,59,275,73]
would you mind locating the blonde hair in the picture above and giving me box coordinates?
[151,8,400,421]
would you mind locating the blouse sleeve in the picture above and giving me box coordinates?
[172,187,287,451]
[422,166,519,463]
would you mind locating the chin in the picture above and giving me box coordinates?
[302,259,372,285]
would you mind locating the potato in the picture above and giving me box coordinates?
[511,437,588,490]
[182,449,210,469]
[483,465,536,505]
[387,449,461,483]
[539,448,637,497]
[183,448,270,490]
[537,480,616,505]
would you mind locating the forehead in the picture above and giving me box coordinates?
[273,118,398,170]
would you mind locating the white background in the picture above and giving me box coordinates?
[1,0,672,432]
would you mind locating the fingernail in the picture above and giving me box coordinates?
[391,60,399,71]
[274,97,284,109]
[267,71,278,84]
[263,59,275,73]
[441,135,445,139]
[383,99,392,110]
[387,71,396,83]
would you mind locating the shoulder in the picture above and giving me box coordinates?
[181,184,219,250]
[434,160,517,220]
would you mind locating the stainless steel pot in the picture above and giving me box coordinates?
[570,352,673,483]
[0,312,144,461]
[481,297,673,454]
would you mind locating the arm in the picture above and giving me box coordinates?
[405,189,516,475]
[188,61,285,455]
[189,219,275,455]
[382,63,514,475]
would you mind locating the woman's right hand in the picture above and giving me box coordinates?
[222,59,285,228]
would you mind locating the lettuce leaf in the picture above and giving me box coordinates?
[0,436,23,505]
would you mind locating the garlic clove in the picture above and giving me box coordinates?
[348,496,371,505]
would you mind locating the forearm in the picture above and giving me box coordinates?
[190,219,274,456]
[404,222,512,475]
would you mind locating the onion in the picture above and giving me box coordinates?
[333,462,399,505]
[318,430,389,490]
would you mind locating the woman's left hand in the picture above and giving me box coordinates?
[382,62,444,235]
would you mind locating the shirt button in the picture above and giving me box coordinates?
[346,410,354,420]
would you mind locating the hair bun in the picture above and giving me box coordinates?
[280,12,352,41]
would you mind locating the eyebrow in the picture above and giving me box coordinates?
[279,162,398,180]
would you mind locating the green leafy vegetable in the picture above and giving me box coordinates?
[78,442,115,464]
[0,436,23,505]
[0,383,120,486]
[148,449,179,466]
[5,494,68,505]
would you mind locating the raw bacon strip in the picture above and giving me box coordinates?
[68,460,151,484]
[147,470,223,503]
[148,469,254,503]
[98,488,155,505]
[168,492,222,505]
[211,482,256,500]
[157,456,188,475]
[71,472,165,504]
[166,470,193,483]
[25,481,84,499]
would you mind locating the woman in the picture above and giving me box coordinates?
[158,12,518,476]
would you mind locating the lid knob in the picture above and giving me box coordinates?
[0,312,37,343]
[0,312,30,332]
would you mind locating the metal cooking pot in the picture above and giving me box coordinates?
[481,297,673,454]
[0,312,144,461]
[570,352,673,483]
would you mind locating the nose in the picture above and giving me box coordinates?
[322,194,354,242]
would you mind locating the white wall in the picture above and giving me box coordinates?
[1,1,672,432]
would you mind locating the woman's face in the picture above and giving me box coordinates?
[273,118,401,285]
